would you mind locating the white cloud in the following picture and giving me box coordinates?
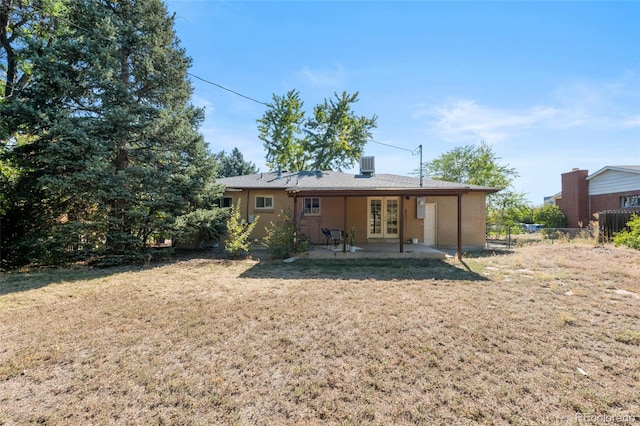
[295,65,345,88]
[416,74,640,143]
[550,74,640,129]
[415,100,560,143]
[191,95,216,112]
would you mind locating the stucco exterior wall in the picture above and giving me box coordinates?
[421,193,487,249]
[222,189,291,240]
[222,190,488,249]
[297,197,353,243]
[403,197,422,243]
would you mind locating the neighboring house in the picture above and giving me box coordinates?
[553,166,640,227]
[217,159,499,258]
[545,192,562,206]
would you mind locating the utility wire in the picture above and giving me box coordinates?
[369,139,424,186]
[370,139,421,156]
[9,2,268,107]
[187,73,268,106]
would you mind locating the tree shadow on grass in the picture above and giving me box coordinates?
[0,248,221,296]
[239,257,490,282]
[0,249,497,296]
[0,264,157,296]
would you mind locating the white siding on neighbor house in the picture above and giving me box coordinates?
[588,170,640,195]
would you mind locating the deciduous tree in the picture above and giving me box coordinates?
[423,141,530,229]
[533,204,567,228]
[257,90,377,171]
[257,90,306,171]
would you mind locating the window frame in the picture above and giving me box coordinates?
[620,195,640,208]
[255,195,274,210]
[303,197,321,216]
[219,197,233,208]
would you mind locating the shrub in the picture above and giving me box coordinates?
[533,204,567,228]
[263,209,309,259]
[224,199,258,258]
[613,214,640,250]
[173,208,229,246]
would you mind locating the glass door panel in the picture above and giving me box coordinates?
[385,199,399,237]
[368,197,399,238]
[369,198,382,237]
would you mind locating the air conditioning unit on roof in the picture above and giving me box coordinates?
[360,156,375,176]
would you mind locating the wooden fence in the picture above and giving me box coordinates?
[598,209,640,242]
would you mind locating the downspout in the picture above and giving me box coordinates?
[457,194,463,261]
[246,190,250,219]
[399,196,405,253]
[293,193,298,253]
[343,196,348,252]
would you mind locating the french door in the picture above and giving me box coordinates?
[368,197,399,238]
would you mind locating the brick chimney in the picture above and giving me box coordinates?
[558,168,589,227]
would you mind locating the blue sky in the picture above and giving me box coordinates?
[165,0,640,204]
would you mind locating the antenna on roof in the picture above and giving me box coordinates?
[369,139,424,187]
[418,144,423,187]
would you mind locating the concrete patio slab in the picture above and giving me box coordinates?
[300,242,448,259]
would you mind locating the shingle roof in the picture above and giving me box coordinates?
[217,171,498,192]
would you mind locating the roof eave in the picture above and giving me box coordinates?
[286,187,499,197]
[587,166,640,180]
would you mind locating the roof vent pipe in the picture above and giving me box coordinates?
[277,165,282,179]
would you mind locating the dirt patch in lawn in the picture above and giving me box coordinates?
[1,243,639,425]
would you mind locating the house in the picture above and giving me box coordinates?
[553,166,640,227]
[217,159,499,259]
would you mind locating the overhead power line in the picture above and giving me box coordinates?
[187,73,268,106]
[369,139,421,155]
[370,139,424,187]
[11,2,269,107]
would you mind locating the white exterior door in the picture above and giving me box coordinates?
[368,197,399,239]
[423,203,437,246]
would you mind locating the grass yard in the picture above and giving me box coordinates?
[1,242,639,425]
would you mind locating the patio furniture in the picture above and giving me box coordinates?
[321,228,332,246]
[329,229,344,247]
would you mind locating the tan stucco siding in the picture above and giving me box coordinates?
[421,193,486,248]
[297,197,369,244]
[222,191,363,243]
[222,190,292,240]
[461,193,488,248]
[222,189,487,248]
[403,197,422,242]
[298,196,343,243]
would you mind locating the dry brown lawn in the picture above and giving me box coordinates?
[1,242,639,425]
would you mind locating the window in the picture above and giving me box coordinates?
[216,197,233,208]
[620,195,640,208]
[255,196,274,209]
[303,197,320,215]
